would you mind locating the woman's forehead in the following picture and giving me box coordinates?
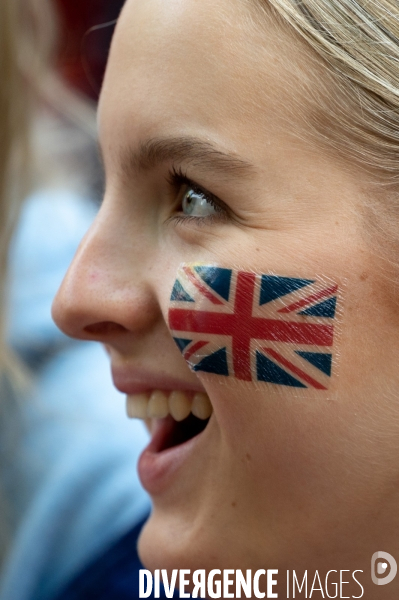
[98,0,308,154]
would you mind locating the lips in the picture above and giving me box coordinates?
[137,411,212,494]
[111,365,206,395]
[112,365,213,494]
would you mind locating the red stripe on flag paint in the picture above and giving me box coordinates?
[168,310,334,345]
[183,267,224,305]
[184,340,208,362]
[231,271,256,380]
[278,285,338,314]
[262,347,327,390]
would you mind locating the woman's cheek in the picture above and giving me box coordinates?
[167,263,342,399]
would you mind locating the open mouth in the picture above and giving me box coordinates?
[153,413,210,451]
[126,390,212,451]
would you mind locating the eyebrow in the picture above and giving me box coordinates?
[118,136,256,181]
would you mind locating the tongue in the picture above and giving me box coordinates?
[160,413,209,451]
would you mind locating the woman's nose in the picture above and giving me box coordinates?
[52,208,158,343]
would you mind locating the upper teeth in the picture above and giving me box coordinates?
[126,390,212,421]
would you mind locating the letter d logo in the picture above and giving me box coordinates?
[371,552,397,585]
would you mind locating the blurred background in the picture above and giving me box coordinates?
[55,0,124,100]
[0,2,172,599]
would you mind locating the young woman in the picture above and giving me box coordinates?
[53,0,399,597]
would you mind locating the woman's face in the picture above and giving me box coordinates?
[53,0,399,583]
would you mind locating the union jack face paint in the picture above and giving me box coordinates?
[168,265,342,390]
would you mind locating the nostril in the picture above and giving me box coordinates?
[84,321,128,336]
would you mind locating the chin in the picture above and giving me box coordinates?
[138,508,215,572]
[138,501,266,576]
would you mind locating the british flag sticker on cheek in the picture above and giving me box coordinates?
[168,264,342,390]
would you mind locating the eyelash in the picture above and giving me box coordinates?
[166,165,227,225]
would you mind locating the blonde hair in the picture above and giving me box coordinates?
[0,0,32,564]
[248,0,399,270]
[0,0,96,368]
[0,0,61,367]
[0,0,97,563]
[261,0,399,185]
[0,0,32,370]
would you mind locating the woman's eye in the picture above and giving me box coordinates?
[167,168,227,224]
[181,187,217,217]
